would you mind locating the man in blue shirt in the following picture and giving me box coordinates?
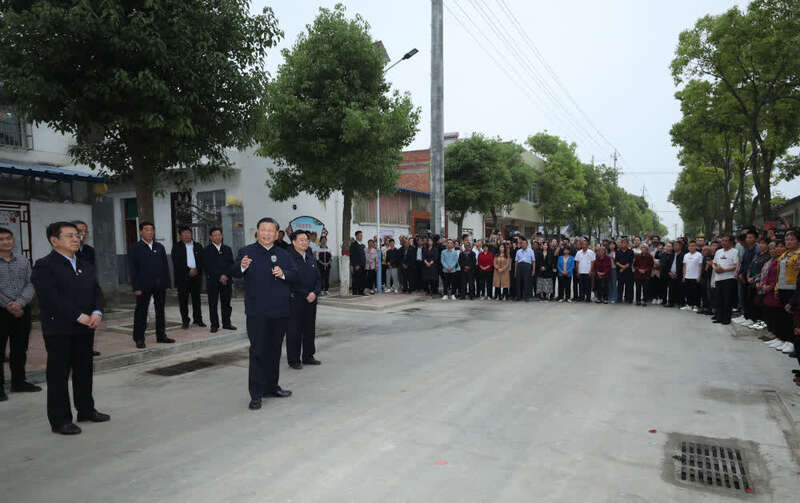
[514,238,535,301]
[232,218,297,410]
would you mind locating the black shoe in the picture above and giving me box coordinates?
[302,357,322,365]
[720,321,731,325]
[222,325,237,330]
[135,340,146,349]
[181,322,190,329]
[77,411,110,423]
[712,320,721,324]
[0,389,7,401]
[289,362,302,369]
[52,423,81,435]
[156,337,176,344]
[93,351,101,357]
[248,399,262,410]
[210,326,219,333]
[11,381,42,393]
[792,369,800,375]
[193,321,207,328]
[271,386,292,398]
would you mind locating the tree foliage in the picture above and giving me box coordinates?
[443,135,535,236]
[257,4,420,250]
[671,0,800,220]
[0,0,282,223]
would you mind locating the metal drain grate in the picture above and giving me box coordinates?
[147,359,215,376]
[673,440,751,493]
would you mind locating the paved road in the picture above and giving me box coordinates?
[1,298,799,502]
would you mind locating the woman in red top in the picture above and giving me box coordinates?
[633,244,655,306]
[478,243,495,300]
[594,247,612,304]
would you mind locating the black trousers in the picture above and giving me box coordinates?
[177,275,203,324]
[287,298,317,364]
[667,277,683,306]
[352,267,366,294]
[43,332,94,428]
[558,276,571,300]
[635,279,649,304]
[319,266,330,291]
[578,273,591,301]
[461,269,475,298]
[207,280,232,328]
[516,263,532,300]
[443,272,458,295]
[596,277,608,301]
[366,269,376,290]
[246,316,287,400]
[133,288,167,341]
[0,307,32,386]
[400,266,413,292]
[477,270,492,297]
[617,271,633,303]
[742,282,757,320]
[684,279,700,307]
[714,278,737,324]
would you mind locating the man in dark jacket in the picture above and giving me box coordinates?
[459,241,477,300]
[231,217,297,410]
[350,231,366,295]
[31,222,109,435]
[72,220,100,356]
[128,221,173,348]
[201,227,236,333]
[662,241,684,307]
[286,230,321,369]
[400,238,417,292]
[172,226,205,329]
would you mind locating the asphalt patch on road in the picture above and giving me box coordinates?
[146,348,248,376]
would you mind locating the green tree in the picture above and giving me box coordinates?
[0,0,282,223]
[258,4,420,253]
[669,162,721,238]
[671,0,800,219]
[489,141,536,233]
[526,132,586,235]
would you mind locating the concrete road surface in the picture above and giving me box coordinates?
[1,298,799,502]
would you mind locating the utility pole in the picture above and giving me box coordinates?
[430,0,445,236]
[612,149,619,237]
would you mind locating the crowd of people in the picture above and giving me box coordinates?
[347,226,800,388]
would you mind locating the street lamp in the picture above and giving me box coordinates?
[376,47,419,294]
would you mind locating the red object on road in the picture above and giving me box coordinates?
[648,429,657,433]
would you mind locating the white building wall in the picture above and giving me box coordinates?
[28,200,92,261]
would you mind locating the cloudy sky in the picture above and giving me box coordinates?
[254,0,796,238]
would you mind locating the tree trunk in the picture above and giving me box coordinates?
[338,190,353,296]
[490,207,498,235]
[457,214,465,237]
[132,158,155,224]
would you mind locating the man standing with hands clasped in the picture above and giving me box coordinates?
[201,227,236,333]
[32,222,108,435]
[232,218,297,410]
[0,227,40,401]
[286,230,321,369]
[128,222,173,348]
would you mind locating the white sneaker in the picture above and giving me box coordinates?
[732,316,746,323]
[680,305,691,311]
[442,295,448,300]
[450,295,456,300]
[754,322,767,330]
[768,339,784,348]
[776,341,790,351]
[781,342,795,353]
[764,338,778,344]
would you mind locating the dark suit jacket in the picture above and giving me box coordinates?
[128,240,171,292]
[231,242,297,319]
[350,241,366,268]
[31,250,104,336]
[662,252,684,280]
[76,243,95,265]
[401,246,417,268]
[201,243,234,283]
[289,248,321,298]
[171,240,203,286]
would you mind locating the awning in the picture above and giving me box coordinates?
[397,186,429,196]
[0,160,104,183]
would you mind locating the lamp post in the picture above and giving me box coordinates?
[376,47,418,294]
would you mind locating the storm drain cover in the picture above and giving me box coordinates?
[147,358,215,376]
[671,438,752,494]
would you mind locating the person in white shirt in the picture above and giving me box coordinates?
[681,241,703,311]
[712,235,740,324]
[574,239,596,302]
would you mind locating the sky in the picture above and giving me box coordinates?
[252,0,798,239]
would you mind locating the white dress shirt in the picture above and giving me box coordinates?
[185,242,196,268]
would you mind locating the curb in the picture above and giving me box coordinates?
[318,295,425,312]
[25,330,249,384]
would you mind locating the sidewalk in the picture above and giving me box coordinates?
[5,295,249,384]
[317,290,425,311]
